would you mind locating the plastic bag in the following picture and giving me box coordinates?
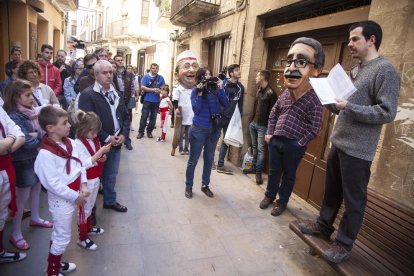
[224,105,244,147]
[242,147,254,170]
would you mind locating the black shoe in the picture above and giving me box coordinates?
[136,133,144,139]
[322,242,351,263]
[270,202,286,216]
[201,186,214,198]
[185,186,193,199]
[242,168,256,174]
[103,202,128,212]
[255,172,263,185]
[147,133,153,138]
[125,144,133,150]
[259,196,275,209]
[297,220,330,240]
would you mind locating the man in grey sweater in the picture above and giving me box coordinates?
[298,21,400,263]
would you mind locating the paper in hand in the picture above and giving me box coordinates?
[309,63,357,105]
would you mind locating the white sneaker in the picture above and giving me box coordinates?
[60,262,76,273]
[0,250,27,263]
[77,238,98,251]
[88,227,105,236]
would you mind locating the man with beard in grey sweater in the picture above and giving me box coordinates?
[297,20,400,263]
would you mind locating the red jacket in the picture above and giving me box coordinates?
[38,59,62,95]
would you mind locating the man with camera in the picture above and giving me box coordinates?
[215,64,245,174]
[185,68,229,199]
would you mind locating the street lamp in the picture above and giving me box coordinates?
[169,29,179,88]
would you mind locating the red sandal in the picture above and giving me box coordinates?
[9,236,30,250]
[29,219,53,228]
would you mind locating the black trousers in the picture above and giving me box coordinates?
[317,146,372,250]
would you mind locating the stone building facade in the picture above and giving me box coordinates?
[170,0,414,212]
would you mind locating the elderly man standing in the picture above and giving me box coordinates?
[259,37,324,216]
[298,21,400,263]
[78,60,129,213]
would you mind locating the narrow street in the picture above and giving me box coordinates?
[2,112,336,276]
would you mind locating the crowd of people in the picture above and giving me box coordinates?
[0,20,401,275]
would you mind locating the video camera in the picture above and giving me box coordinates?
[200,76,220,94]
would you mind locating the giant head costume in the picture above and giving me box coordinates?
[283,37,325,98]
[175,50,199,89]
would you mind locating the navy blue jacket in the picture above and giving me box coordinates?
[220,79,244,119]
[78,83,130,145]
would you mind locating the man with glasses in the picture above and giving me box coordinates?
[78,54,98,93]
[259,37,324,217]
[38,44,62,96]
[113,55,134,150]
[297,21,400,263]
[137,63,166,139]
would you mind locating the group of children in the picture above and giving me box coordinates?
[0,79,110,276]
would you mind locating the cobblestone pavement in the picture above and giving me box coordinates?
[2,111,337,276]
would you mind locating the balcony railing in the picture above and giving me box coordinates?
[170,0,220,27]
[106,19,151,38]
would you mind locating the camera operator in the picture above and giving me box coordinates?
[215,64,245,174]
[185,68,229,199]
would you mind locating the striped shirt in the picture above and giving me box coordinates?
[266,89,322,146]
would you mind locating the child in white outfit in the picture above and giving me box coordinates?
[34,106,90,276]
[75,112,110,250]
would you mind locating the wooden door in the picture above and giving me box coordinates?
[266,27,354,207]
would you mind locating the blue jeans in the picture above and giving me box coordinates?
[139,101,159,134]
[265,136,306,206]
[102,147,121,205]
[185,125,221,187]
[216,117,230,167]
[249,121,267,173]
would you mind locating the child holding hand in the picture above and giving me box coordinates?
[75,111,110,250]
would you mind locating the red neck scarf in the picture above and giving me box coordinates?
[0,121,17,217]
[40,135,82,174]
[79,137,100,156]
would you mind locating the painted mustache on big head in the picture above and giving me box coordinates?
[284,70,302,79]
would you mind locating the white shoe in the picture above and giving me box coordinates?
[0,250,27,263]
[77,238,97,251]
[60,262,76,273]
[88,227,105,236]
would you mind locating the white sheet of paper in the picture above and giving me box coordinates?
[310,63,357,105]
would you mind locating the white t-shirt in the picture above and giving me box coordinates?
[160,96,171,109]
[172,85,194,125]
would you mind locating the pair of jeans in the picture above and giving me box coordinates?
[264,136,306,206]
[249,121,267,173]
[317,145,371,250]
[101,147,121,205]
[185,125,221,187]
[216,117,231,167]
[138,101,159,134]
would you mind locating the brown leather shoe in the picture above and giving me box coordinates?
[270,202,286,216]
[322,242,350,263]
[297,220,330,240]
[136,133,144,139]
[255,173,263,185]
[259,196,275,209]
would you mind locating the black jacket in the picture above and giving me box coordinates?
[78,83,130,144]
[250,85,277,127]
